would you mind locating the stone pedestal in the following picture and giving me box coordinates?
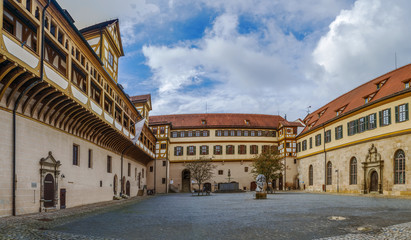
[255,192,267,199]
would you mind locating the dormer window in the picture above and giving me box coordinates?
[376,78,388,90]
[403,79,410,89]
[363,92,376,104]
[245,120,250,125]
[335,105,347,117]
[201,120,206,125]
[317,108,327,118]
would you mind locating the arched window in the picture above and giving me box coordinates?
[327,161,332,185]
[309,165,313,186]
[350,157,357,185]
[394,150,405,184]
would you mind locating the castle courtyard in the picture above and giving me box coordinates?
[3,193,411,239]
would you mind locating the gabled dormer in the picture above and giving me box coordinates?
[80,19,124,82]
[130,94,152,124]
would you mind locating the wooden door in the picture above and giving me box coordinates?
[204,183,211,192]
[370,171,378,192]
[182,169,191,192]
[44,174,54,208]
[279,175,283,190]
[126,181,131,196]
[60,189,66,209]
[250,181,256,191]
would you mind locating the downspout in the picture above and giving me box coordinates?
[154,157,156,194]
[12,0,50,216]
[323,127,327,192]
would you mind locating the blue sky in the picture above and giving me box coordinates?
[59,0,411,120]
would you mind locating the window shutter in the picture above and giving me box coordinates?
[388,108,391,124]
[395,106,399,123]
[213,146,216,155]
[256,145,258,154]
[347,122,350,136]
[406,103,409,121]
[365,116,369,130]
[193,146,196,155]
[379,111,382,127]
[206,146,209,155]
[174,147,177,156]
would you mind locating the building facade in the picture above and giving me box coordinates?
[143,113,303,193]
[296,65,411,196]
[0,0,155,217]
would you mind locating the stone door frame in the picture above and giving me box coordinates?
[39,151,61,211]
[362,144,384,194]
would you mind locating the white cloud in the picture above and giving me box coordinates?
[312,0,411,103]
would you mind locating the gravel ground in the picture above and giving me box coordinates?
[2,192,411,239]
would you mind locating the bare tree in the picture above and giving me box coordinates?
[251,148,284,193]
[185,157,216,195]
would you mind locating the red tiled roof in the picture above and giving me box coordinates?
[302,64,411,134]
[130,94,151,103]
[279,120,304,127]
[149,113,285,129]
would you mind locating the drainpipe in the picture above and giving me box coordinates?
[323,127,327,192]
[12,0,50,216]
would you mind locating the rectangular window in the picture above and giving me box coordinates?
[335,125,343,140]
[250,145,258,154]
[324,130,331,143]
[203,130,208,137]
[3,8,37,53]
[257,131,262,136]
[244,130,249,136]
[216,130,222,136]
[302,140,307,151]
[405,82,410,89]
[315,134,321,146]
[152,127,158,134]
[226,145,234,154]
[90,81,101,105]
[114,106,122,123]
[104,96,113,115]
[108,50,114,66]
[172,132,177,138]
[396,103,409,123]
[237,130,242,136]
[45,38,67,76]
[107,156,112,173]
[347,120,357,136]
[224,130,229,136]
[50,22,56,36]
[238,145,246,154]
[368,113,377,130]
[73,144,79,166]
[149,166,153,172]
[161,144,166,149]
[358,117,366,133]
[128,163,131,176]
[379,108,391,126]
[200,145,209,155]
[188,131,193,137]
[309,137,312,149]
[88,149,92,168]
[163,161,166,167]
[162,178,166,184]
[250,131,255,136]
[195,130,200,137]
[218,170,223,175]
[214,145,222,155]
[244,167,249,172]
[187,146,196,155]
[160,127,165,134]
[230,130,235,136]
[71,63,87,93]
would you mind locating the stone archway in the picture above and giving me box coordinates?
[182,169,191,192]
[40,151,61,211]
[362,144,384,194]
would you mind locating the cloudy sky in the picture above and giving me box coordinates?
[59,0,411,120]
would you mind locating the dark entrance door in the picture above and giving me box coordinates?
[272,180,276,190]
[279,174,283,190]
[60,189,66,209]
[250,181,256,191]
[126,181,131,196]
[370,171,378,192]
[182,169,191,192]
[204,183,212,192]
[44,174,54,208]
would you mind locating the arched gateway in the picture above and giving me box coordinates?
[182,169,191,192]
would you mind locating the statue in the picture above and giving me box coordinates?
[255,174,266,192]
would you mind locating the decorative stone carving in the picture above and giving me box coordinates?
[365,144,381,163]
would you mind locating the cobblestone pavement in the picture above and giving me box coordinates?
[3,192,411,239]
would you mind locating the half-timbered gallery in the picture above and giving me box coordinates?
[0,0,155,217]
